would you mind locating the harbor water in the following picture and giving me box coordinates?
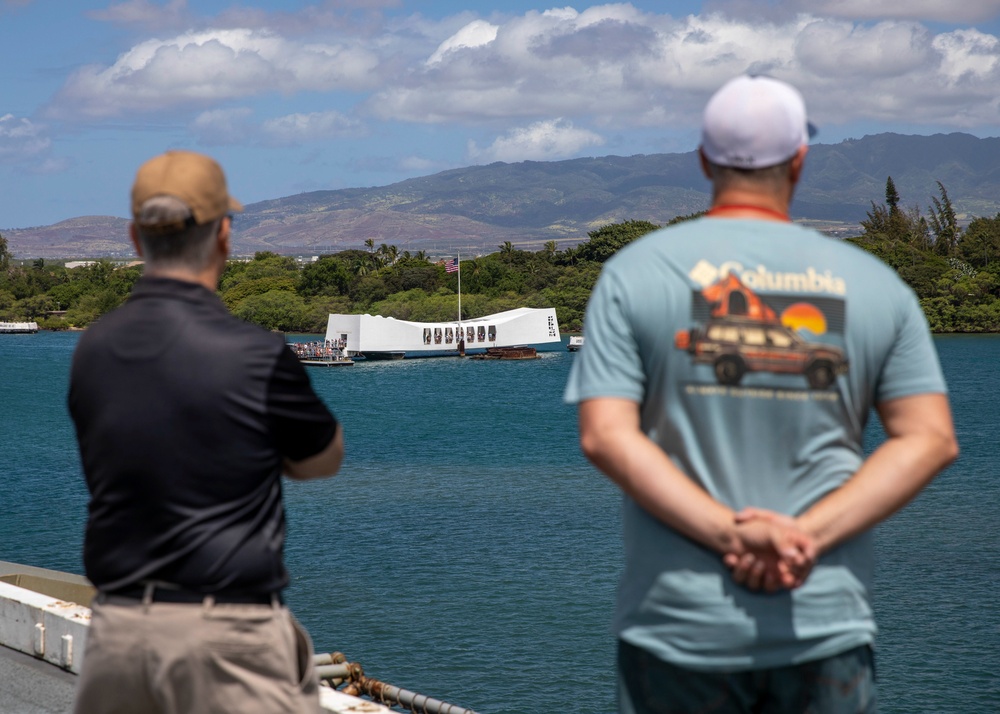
[0,331,997,713]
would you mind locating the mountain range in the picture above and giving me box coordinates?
[6,132,1000,259]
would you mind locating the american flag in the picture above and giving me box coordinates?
[445,258,459,273]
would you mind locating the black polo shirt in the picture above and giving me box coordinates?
[69,277,337,593]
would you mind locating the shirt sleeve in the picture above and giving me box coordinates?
[267,346,339,461]
[564,266,647,405]
[874,288,948,403]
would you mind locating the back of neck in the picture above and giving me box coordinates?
[706,203,791,222]
[707,185,792,222]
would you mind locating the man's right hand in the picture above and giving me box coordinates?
[283,426,344,481]
[722,508,817,592]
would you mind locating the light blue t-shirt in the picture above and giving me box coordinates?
[564,217,946,671]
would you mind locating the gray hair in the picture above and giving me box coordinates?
[704,158,794,194]
[134,195,220,272]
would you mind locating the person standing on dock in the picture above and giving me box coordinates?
[566,75,958,713]
[69,150,344,714]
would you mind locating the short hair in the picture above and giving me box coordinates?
[704,158,794,194]
[134,196,220,272]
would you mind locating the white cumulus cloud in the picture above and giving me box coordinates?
[467,119,604,163]
[47,28,380,118]
[261,110,363,145]
[191,107,363,146]
[398,155,439,172]
[190,107,254,145]
[0,114,52,164]
[36,3,1000,149]
[374,7,1000,134]
[933,28,1000,84]
[795,20,933,77]
[788,0,1000,24]
[426,19,499,66]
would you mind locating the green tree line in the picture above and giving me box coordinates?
[848,177,1000,332]
[3,183,1000,334]
[0,221,664,333]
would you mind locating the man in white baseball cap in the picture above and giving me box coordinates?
[567,75,957,713]
[701,74,814,170]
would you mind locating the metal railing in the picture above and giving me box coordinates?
[314,652,480,714]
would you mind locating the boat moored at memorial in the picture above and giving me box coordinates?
[289,339,355,367]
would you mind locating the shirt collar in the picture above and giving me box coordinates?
[129,275,222,306]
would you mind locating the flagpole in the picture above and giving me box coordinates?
[457,252,462,325]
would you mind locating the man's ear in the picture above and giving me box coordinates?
[789,145,808,185]
[698,147,713,180]
[218,217,231,258]
[129,223,144,258]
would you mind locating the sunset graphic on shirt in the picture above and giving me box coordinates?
[781,302,827,335]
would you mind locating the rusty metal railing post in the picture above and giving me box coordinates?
[360,676,480,714]
[313,652,480,714]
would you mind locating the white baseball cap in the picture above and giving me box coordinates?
[701,75,815,169]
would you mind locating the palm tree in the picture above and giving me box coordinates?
[379,243,399,267]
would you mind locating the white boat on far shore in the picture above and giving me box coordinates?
[0,321,38,334]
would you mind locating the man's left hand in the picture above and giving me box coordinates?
[723,508,817,592]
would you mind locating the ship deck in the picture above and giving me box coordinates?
[0,561,455,713]
[0,642,77,713]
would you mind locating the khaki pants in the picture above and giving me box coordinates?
[73,595,321,714]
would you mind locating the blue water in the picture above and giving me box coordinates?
[0,332,997,713]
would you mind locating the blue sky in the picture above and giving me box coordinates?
[3,0,1000,230]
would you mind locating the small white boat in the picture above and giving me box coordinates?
[567,335,584,352]
[289,340,355,367]
[299,357,355,367]
[0,321,38,334]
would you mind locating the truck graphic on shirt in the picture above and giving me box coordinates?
[674,273,848,389]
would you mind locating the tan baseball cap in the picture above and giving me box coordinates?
[131,150,243,231]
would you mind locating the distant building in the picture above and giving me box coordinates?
[64,260,143,269]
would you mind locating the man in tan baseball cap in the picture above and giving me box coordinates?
[127,150,243,285]
[70,149,344,713]
[132,150,243,230]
